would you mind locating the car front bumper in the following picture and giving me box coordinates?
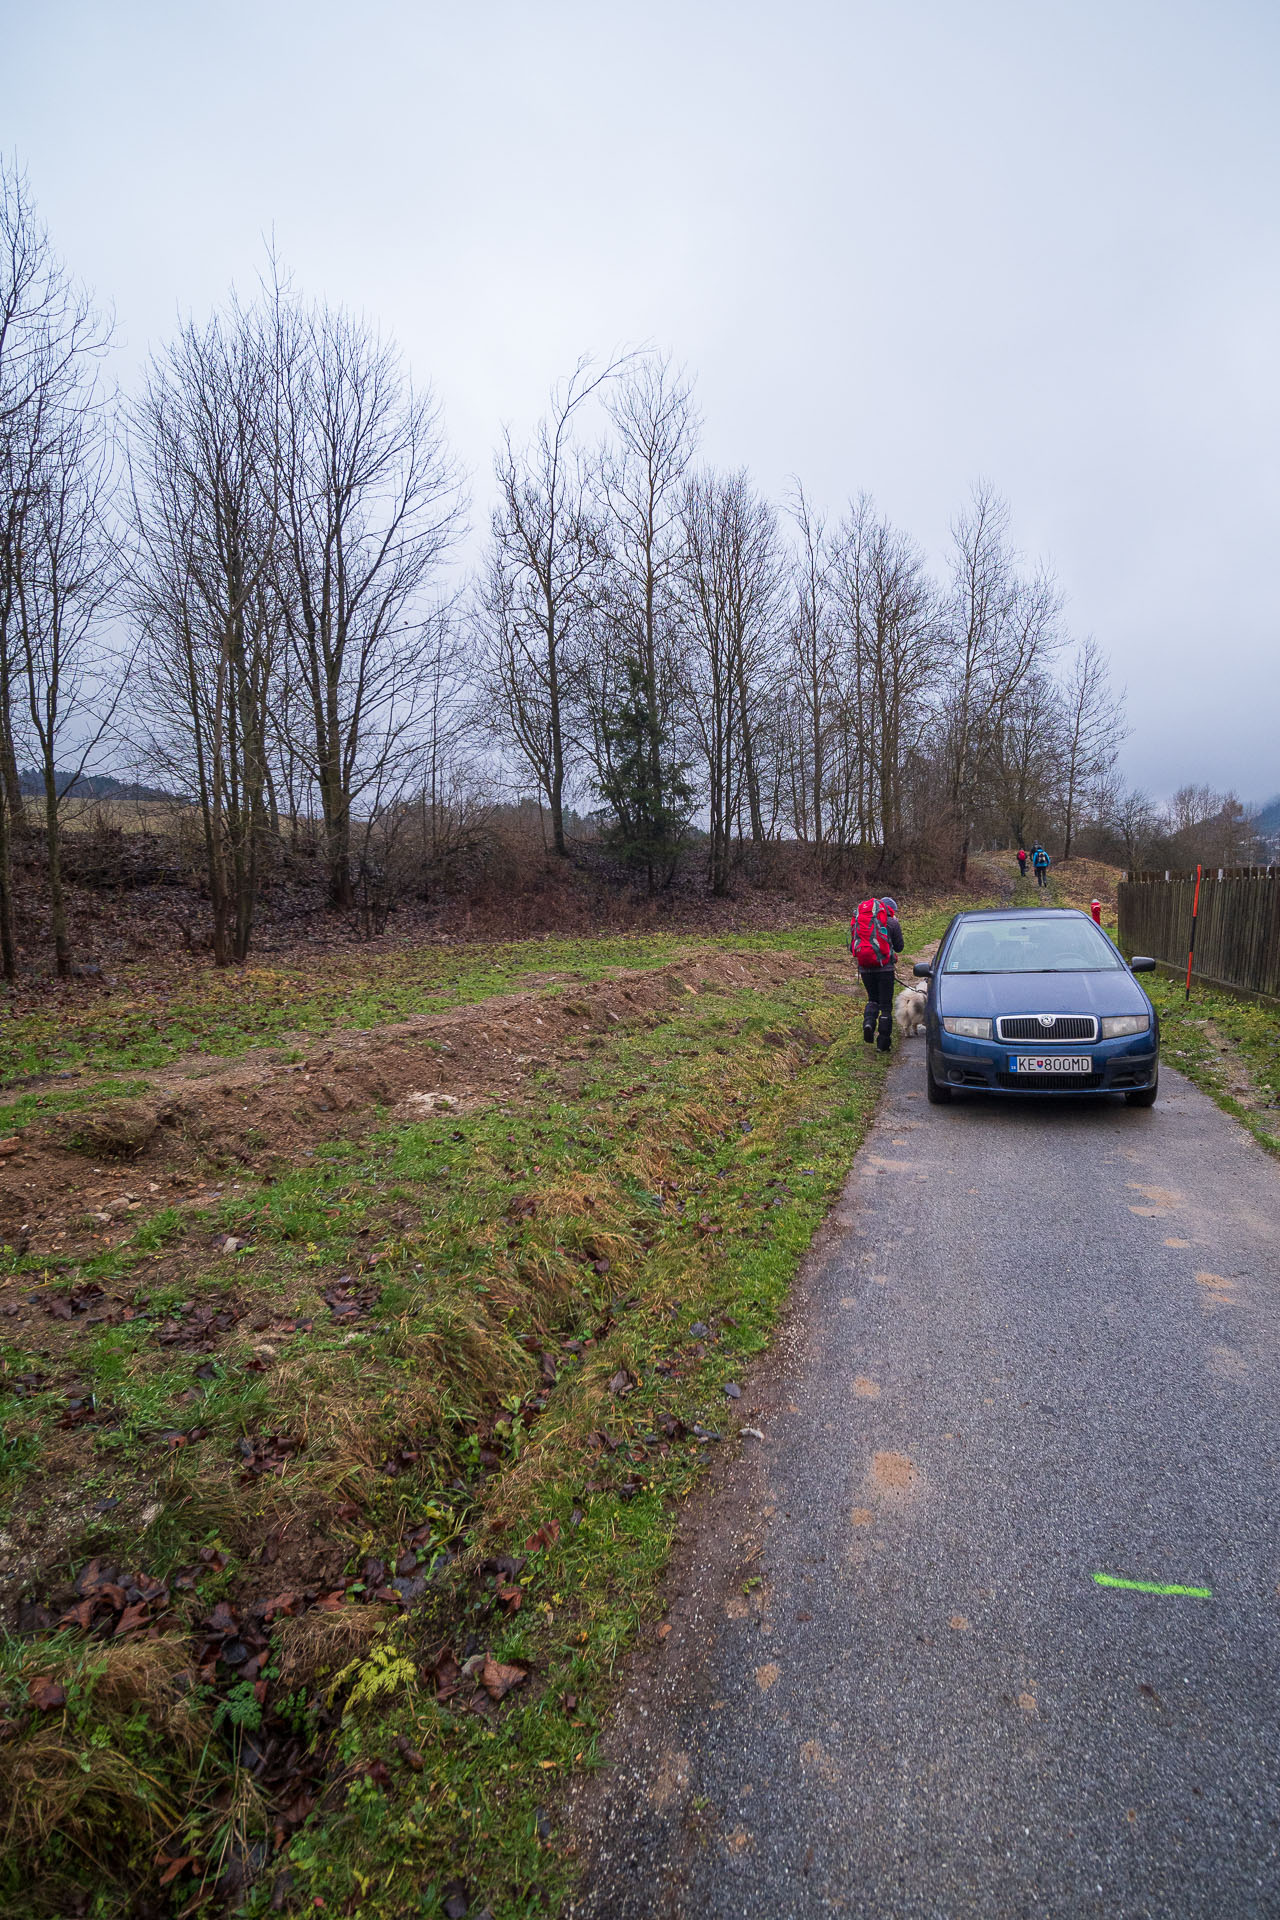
[929,1029,1158,1094]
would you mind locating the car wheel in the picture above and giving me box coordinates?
[1124,1074,1158,1108]
[926,1060,952,1105]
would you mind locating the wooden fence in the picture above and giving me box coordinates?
[1117,868,1280,1002]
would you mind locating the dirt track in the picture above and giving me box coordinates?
[0,947,835,1261]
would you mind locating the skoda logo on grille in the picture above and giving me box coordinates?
[1037,1014,1057,1028]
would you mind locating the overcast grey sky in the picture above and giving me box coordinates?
[4,0,1277,803]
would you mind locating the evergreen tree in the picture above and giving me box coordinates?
[598,660,693,889]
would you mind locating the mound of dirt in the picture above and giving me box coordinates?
[53,1098,172,1158]
[0,947,835,1261]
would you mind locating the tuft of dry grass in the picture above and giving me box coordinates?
[0,1632,238,1911]
[272,1604,392,1693]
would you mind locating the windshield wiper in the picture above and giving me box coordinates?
[947,966,1100,975]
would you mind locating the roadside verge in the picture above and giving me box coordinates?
[0,915,954,1918]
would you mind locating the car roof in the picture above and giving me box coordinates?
[949,907,1089,922]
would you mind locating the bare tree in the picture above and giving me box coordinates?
[781,484,840,854]
[0,159,111,977]
[130,301,280,962]
[681,469,786,893]
[12,385,121,976]
[830,495,940,860]
[595,356,698,837]
[986,663,1060,848]
[272,287,463,906]
[345,600,489,931]
[1109,783,1157,870]
[1161,786,1263,869]
[1056,635,1127,859]
[479,358,616,855]
[942,483,1061,876]
[411,603,486,881]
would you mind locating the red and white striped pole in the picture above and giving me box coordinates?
[1185,864,1202,1001]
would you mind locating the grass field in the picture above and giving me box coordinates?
[0,907,961,1918]
[1144,972,1280,1157]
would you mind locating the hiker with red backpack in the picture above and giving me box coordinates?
[851,895,905,1052]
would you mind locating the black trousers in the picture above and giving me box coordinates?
[859,965,895,1041]
[1036,866,1048,887]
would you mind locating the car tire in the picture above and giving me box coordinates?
[1124,1075,1158,1108]
[926,1060,952,1105]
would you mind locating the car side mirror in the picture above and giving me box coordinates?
[1130,956,1156,973]
[913,962,933,978]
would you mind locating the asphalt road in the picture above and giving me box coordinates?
[570,1044,1280,1918]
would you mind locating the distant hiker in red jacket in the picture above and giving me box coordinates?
[1017,848,1028,877]
[851,895,905,1053]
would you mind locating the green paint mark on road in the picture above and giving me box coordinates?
[1093,1572,1212,1598]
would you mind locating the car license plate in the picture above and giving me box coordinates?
[1009,1054,1093,1074]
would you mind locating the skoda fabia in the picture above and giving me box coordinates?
[915,908,1160,1107]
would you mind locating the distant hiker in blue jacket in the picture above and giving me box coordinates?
[1032,845,1051,889]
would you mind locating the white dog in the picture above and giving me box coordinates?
[893,985,928,1037]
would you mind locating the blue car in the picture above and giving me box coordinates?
[915,908,1160,1107]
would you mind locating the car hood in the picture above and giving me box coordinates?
[935,969,1151,1020]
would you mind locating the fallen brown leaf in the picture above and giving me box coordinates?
[480,1654,527,1701]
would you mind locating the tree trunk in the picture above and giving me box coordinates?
[545,606,568,857]
[0,691,21,825]
[327,812,352,907]
[548,769,566,857]
[0,794,16,981]
[41,769,70,978]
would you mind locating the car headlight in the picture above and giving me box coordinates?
[941,1016,993,1039]
[1100,1014,1151,1039]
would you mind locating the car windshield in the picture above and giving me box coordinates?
[943,916,1123,974]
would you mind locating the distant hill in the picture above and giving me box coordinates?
[18,770,178,803]
[1253,794,1280,858]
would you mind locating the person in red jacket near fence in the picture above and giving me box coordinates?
[851,895,905,1053]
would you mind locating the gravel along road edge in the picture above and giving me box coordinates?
[567,1028,1280,1918]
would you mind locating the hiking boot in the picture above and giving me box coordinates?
[863,1025,876,1045]
[876,1034,892,1053]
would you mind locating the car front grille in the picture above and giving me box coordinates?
[996,1014,1099,1042]
[997,1070,1103,1091]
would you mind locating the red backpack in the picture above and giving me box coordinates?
[851,897,892,968]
